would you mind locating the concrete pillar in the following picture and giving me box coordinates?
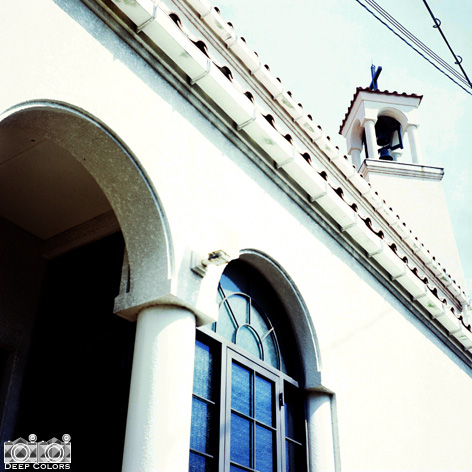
[350,147,362,170]
[391,149,403,162]
[122,305,196,472]
[406,124,423,164]
[306,391,336,472]
[363,119,378,160]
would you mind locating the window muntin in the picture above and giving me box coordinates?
[212,261,299,377]
[190,261,306,472]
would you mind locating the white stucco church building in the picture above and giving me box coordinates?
[0,1,471,471]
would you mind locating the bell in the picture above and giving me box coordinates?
[379,146,393,161]
[375,116,403,159]
[376,131,391,147]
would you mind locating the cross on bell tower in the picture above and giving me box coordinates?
[370,64,382,91]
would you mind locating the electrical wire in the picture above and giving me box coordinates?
[365,0,467,84]
[360,0,470,87]
[421,0,472,88]
[359,0,471,91]
[354,0,472,96]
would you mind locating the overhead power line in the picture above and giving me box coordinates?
[354,0,472,96]
[364,0,467,84]
[421,0,472,88]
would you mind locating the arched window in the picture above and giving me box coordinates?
[189,260,306,472]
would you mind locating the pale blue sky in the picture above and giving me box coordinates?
[214,0,472,291]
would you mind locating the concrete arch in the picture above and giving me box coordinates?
[239,249,323,388]
[378,106,408,129]
[0,100,173,319]
[347,118,364,153]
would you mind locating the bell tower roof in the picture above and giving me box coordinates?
[339,87,423,136]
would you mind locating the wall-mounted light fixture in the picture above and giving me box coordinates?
[192,250,232,277]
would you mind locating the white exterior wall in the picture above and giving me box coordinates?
[366,169,467,291]
[1,1,472,471]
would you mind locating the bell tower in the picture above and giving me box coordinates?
[339,67,467,291]
[339,65,424,168]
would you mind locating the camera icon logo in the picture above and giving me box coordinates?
[38,435,71,463]
[4,434,71,465]
[4,435,38,464]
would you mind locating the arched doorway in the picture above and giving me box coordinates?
[0,102,171,469]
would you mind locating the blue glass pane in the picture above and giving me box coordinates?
[286,440,302,472]
[193,341,213,400]
[250,304,270,337]
[255,375,274,426]
[217,286,224,305]
[220,273,243,294]
[190,397,213,454]
[189,452,212,472]
[212,289,223,334]
[227,295,249,326]
[280,352,288,375]
[230,413,252,468]
[256,424,275,472]
[231,363,252,416]
[217,299,238,342]
[262,334,279,369]
[284,384,302,441]
[285,398,295,440]
[230,466,247,472]
[236,326,262,359]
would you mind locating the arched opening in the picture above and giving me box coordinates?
[189,253,322,472]
[0,101,173,313]
[0,102,171,469]
[374,115,403,161]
